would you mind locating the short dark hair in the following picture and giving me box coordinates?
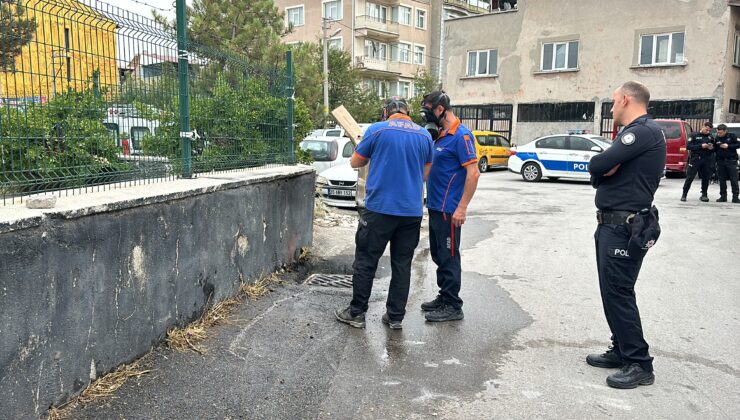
[620,81,650,105]
[422,91,451,110]
[717,124,728,131]
[703,122,713,129]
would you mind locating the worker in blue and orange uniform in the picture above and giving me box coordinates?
[419,91,480,323]
[334,97,433,330]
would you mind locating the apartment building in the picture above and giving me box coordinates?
[441,0,740,144]
[275,0,434,98]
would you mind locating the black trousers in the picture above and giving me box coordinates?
[682,157,712,195]
[716,159,739,198]
[350,209,422,321]
[595,223,653,372]
[429,210,463,310]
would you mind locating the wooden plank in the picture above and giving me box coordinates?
[331,105,363,146]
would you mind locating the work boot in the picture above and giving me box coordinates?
[699,195,709,202]
[733,196,740,204]
[586,347,623,368]
[334,307,366,328]
[425,304,464,322]
[717,196,727,202]
[381,313,402,330]
[421,295,444,311]
[606,363,655,389]
[680,194,687,202]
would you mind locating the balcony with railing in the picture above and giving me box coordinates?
[355,15,400,41]
[355,56,401,75]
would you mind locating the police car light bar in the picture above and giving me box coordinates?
[567,129,592,135]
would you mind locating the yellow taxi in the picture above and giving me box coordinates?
[472,130,512,172]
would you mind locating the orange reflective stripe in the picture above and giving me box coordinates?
[441,173,457,213]
[461,158,478,167]
[354,151,368,160]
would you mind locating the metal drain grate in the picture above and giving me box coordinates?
[305,274,353,288]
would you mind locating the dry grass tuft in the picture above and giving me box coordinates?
[167,272,283,352]
[47,359,152,419]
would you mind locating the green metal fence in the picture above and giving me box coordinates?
[0,0,295,205]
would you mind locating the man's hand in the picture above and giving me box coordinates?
[720,143,729,149]
[452,206,467,227]
[605,164,621,176]
[702,143,710,149]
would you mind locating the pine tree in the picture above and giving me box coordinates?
[0,0,37,71]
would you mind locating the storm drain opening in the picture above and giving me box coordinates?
[305,274,353,288]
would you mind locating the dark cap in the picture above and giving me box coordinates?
[422,91,451,110]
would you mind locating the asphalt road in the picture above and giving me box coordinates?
[72,170,739,419]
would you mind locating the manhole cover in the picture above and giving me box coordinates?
[305,274,353,288]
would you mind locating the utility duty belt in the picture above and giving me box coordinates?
[597,207,661,258]
[596,210,635,225]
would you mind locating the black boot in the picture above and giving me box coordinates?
[424,304,464,322]
[421,295,443,311]
[699,194,709,202]
[717,196,727,202]
[606,363,655,389]
[334,307,366,328]
[733,196,740,204]
[680,194,687,202]
[586,347,623,368]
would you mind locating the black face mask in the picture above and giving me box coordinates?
[421,107,444,139]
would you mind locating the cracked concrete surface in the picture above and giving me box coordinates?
[69,171,738,419]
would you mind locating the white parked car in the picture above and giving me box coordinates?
[299,136,355,174]
[316,163,357,208]
[508,134,613,182]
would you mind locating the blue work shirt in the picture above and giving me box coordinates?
[426,118,478,214]
[354,114,434,217]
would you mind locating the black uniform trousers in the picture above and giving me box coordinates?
[350,209,422,321]
[595,223,654,372]
[429,210,463,310]
[682,156,713,196]
[716,159,739,198]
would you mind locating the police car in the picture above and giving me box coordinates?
[508,133,613,182]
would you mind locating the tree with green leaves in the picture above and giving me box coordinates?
[0,0,36,72]
[153,0,287,66]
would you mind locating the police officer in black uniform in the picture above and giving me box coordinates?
[587,81,665,389]
[681,122,715,202]
[713,124,740,203]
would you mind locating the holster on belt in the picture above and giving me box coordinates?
[627,206,661,258]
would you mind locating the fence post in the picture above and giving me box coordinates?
[286,50,295,164]
[176,0,192,178]
[92,71,99,98]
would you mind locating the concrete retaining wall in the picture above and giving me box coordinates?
[0,166,315,418]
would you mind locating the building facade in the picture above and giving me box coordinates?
[0,0,118,104]
[275,0,434,98]
[442,0,740,144]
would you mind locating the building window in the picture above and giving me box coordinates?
[286,6,304,27]
[392,43,411,63]
[416,9,426,29]
[639,32,684,66]
[517,102,595,122]
[366,3,387,22]
[393,5,412,25]
[541,41,578,71]
[390,80,411,98]
[365,79,387,98]
[729,99,739,115]
[734,32,740,66]
[467,49,498,76]
[323,0,342,21]
[327,37,343,51]
[414,45,425,65]
[365,40,387,60]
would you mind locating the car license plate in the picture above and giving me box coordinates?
[329,189,354,197]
